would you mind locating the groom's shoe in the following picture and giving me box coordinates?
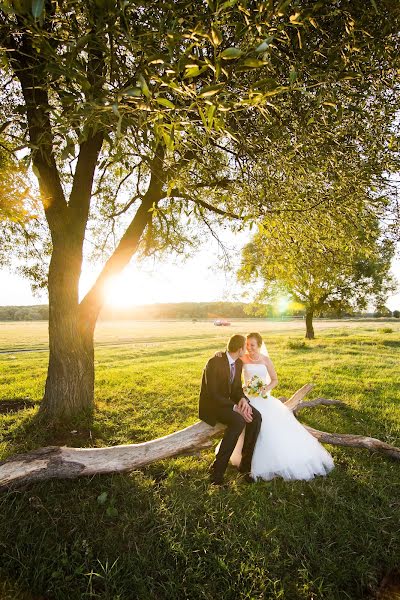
[239,472,256,484]
[208,464,225,486]
[238,464,251,474]
[209,474,225,486]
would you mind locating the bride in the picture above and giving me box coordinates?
[217,332,334,481]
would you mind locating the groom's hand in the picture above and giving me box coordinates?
[236,398,253,423]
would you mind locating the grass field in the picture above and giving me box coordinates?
[0,319,399,600]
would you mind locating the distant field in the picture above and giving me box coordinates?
[1,317,399,352]
[0,321,399,599]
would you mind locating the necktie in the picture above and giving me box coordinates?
[230,362,235,383]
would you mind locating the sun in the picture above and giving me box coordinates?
[101,269,158,307]
[277,296,291,313]
[102,274,133,307]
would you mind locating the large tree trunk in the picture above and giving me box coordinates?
[305,309,315,339]
[40,149,166,421]
[40,245,96,420]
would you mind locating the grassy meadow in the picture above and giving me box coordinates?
[0,319,399,600]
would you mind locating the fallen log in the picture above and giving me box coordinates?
[1,385,399,490]
[293,398,346,413]
[304,427,400,460]
[283,383,314,410]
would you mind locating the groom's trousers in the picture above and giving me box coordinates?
[213,405,262,477]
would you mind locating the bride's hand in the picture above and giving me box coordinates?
[261,385,270,396]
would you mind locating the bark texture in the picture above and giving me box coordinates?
[305,309,315,339]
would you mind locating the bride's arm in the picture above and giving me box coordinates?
[262,356,278,393]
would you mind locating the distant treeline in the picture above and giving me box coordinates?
[102,302,250,320]
[0,302,250,321]
[0,303,398,321]
[0,305,49,321]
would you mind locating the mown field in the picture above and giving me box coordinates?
[0,319,399,600]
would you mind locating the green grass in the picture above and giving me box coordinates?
[0,320,399,599]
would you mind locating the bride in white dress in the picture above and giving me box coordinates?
[218,332,334,481]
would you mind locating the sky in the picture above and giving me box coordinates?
[0,230,250,307]
[1,233,399,310]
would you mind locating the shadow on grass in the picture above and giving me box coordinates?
[296,394,400,449]
[0,453,399,600]
[0,401,96,459]
[381,340,400,348]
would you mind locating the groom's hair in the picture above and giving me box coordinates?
[227,334,246,353]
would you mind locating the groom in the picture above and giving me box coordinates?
[199,334,262,485]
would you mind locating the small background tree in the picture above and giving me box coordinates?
[239,205,397,339]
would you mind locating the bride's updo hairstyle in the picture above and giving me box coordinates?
[247,332,263,347]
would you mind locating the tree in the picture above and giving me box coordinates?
[239,204,396,339]
[0,143,40,266]
[1,0,400,420]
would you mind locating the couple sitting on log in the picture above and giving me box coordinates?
[199,332,334,486]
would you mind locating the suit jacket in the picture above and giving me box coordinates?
[199,351,246,426]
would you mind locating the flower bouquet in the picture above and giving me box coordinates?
[243,375,270,399]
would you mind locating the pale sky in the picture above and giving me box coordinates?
[0,231,250,307]
[1,235,399,310]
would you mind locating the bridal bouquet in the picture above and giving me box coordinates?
[243,375,270,399]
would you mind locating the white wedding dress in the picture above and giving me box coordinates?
[223,363,334,481]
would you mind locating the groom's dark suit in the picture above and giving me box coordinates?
[199,352,262,479]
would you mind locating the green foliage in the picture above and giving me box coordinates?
[239,199,397,324]
[1,0,399,267]
[0,144,42,268]
[0,320,399,599]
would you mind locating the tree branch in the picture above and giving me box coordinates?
[4,18,68,235]
[68,131,104,239]
[79,146,166,322]
[168,189,243,220]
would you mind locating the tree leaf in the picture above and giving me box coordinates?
[220,47,242,60]
[289,12,302,24]
[31,0,44,18]
[255,37,273,53]
[137,74,150,98]
[242,58,267,68]
[211,25,223,46]
[184,65,208,78]
[122,87,142,97]
[155,97,175,109]
[198,83,225,97]
[207,104,216,128]
[217,0,237,12]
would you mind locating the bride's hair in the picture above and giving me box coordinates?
[246,332,263,347]
[247,332,269,357]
